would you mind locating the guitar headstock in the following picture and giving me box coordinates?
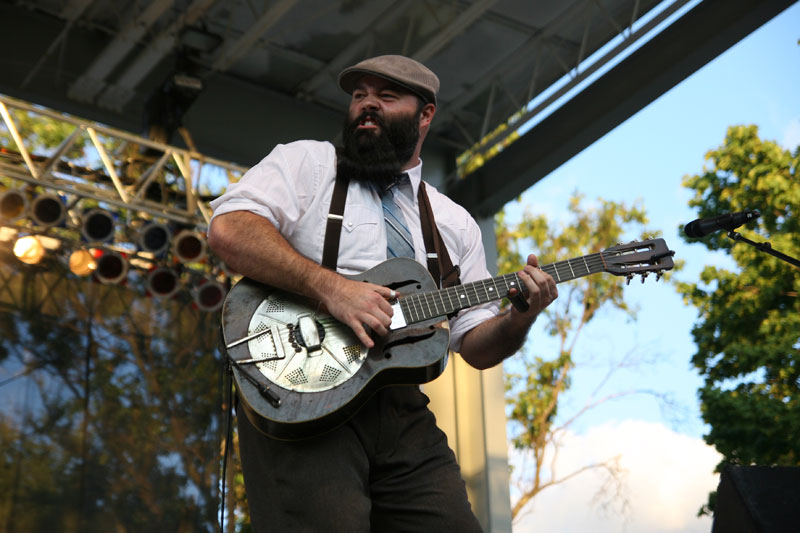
[602,238,675,283]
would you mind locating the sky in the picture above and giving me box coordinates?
[505,2,800,532]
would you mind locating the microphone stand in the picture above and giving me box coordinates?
[727,230,800,269]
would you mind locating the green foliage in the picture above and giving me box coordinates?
[0,108,87,159]
[498,193,657,516]
[677,125,800,514]
[0,263,226,531]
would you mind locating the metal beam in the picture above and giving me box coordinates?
[97,0,218,111]
[431,0,592,135]
[463,0,691,163]
[67,0,175,103]
[296,0,413,98]
[20,0,95,88]
[210,0,299,72]
[412,0,501,62]
[446,0,798,217]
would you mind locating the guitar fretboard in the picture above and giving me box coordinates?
[399,252,607,325]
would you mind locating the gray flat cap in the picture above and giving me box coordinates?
[338,55,439,105]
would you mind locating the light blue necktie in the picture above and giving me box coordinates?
[381,175,415,259]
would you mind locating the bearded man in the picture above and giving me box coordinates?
[208,55,557,532]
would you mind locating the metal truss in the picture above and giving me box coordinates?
[451,0,694,169]
[0,93,247,229]
[0,93,245,309]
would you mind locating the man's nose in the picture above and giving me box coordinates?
[358,94,380,111]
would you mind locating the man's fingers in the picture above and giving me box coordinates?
[518,266,558,310]
[350,322,375,349]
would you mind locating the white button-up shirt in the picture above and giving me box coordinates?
[210,140,499,351]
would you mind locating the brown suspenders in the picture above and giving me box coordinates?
[321,174,461,289]
[321,173,350,270]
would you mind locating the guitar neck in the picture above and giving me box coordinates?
[399,252,607,325]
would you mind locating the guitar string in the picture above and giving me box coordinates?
[288,247,662,332]
[401,248,660,322]
[405,254,605,318]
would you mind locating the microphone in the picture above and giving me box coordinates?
[684,210,760,238]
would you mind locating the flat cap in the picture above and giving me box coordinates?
[338,55,439,105]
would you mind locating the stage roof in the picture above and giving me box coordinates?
[0,0,795,214]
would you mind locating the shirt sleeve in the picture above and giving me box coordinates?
[209,141,330,236]
[446,216,500,353]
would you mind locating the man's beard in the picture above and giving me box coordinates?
[336,109,420,190]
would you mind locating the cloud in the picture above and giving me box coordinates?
[511,420,722,533]
[782,118,800,151]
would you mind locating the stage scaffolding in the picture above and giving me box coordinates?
[0,95,247,531]
[0,93,248,308]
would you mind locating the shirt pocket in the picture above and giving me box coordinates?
[339,204,382,263]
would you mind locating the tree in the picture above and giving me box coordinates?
[498,193,672,520]
[0,262,226,532]
[1,107,232,531]
[677,125,800,514]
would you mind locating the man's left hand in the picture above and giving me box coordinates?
[510,253,558,324]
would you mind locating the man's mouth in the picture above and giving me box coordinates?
[357,114,381,131]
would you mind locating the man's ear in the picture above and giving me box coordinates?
[419,103,436,128]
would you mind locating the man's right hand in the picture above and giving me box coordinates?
[318,275,395,348]
[208,211,396,349]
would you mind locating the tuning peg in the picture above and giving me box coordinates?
[656,271,663,282]
[626,274,633,285]
[641,272,648,283]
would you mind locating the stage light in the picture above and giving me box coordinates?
[147,266,180,298]
[94,250,128,284]
[30,194,66,227]
[13,235,45,264]
[0,190,27,221]
[138,221,171,256]
[80,208,115,243]
[194,278,225,312]
[173,229,207,263]
[69,249,97,276]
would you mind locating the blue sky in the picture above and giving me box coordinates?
[507,2,799,530]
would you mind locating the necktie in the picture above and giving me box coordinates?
[381,175,415,259]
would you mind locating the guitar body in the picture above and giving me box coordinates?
[222,257,450,440]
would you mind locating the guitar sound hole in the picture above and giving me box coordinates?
[384,352,392,359]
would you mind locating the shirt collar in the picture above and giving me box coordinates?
[402,159,422,201]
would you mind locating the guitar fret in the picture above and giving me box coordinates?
[468,282,477,303]
[424,292,433,319]
[414,296,423,322]
[552,264,561,282]
[484,279,495,303]
[445,287,455,313]
[435,291,446,315]
[397,241,666,326]
[406,298,418,323]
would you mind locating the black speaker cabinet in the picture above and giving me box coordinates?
[712,465,800,533]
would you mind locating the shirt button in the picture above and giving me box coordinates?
[347,222,353,228]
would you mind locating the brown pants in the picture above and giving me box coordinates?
[236,385,483,532]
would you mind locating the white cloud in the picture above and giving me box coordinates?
[782,118,800,151]
[511,420,722,533]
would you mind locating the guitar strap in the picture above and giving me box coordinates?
[321,172,350,270]
[417,181,461,289]
[321,174,461,290]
